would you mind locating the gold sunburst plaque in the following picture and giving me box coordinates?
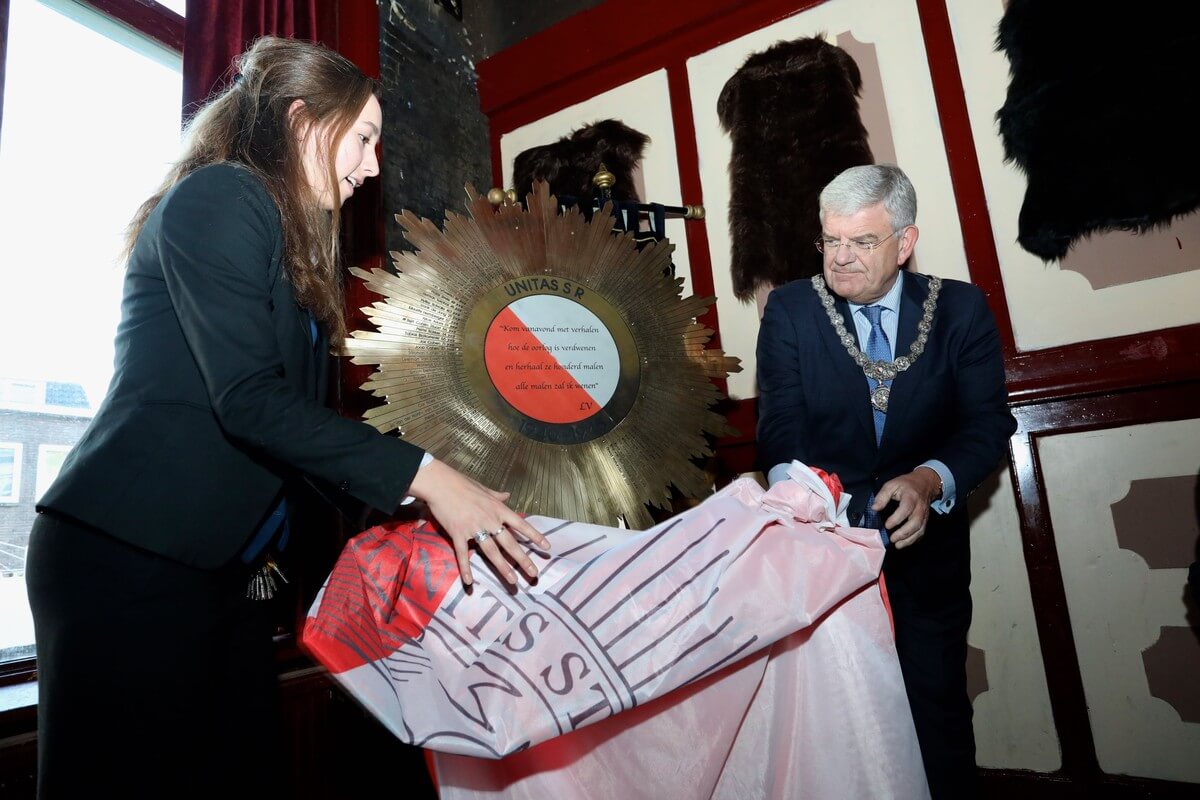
[343,182,741,529]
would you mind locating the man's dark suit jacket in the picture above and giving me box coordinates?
[756,271,1016,594]
[40,163,424,568]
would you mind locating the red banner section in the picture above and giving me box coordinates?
[301,519,458,673]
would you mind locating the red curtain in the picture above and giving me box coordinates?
[182,0,338,113]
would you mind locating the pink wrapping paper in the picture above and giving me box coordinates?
[302,466,928,798]
[434,584,928,800]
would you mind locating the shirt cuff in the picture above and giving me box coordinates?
[399,452,435,506]
[921,459,956,514]
[767,462,792,487]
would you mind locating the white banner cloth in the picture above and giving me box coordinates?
[303,464,928,799]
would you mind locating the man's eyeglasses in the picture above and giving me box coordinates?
[814,230,898,257]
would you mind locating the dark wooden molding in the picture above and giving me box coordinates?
[1013,380,1200,438]
[981,767,1200,799]
[1007,325,1200,406]
[77,0,185,54]
[0,657,35,691]
[1008,426,1100,779]
[1008,380,1200,783]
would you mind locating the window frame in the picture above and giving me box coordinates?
[0,379,40,408]
[0,0,184,687]
[71,0,183,52]
[0,1,184,130]
[0,442,22,504]
[33,444,71,502]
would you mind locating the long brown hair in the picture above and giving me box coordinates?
[125,36,377,343]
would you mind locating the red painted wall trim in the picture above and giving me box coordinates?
[665,61,723,361]
[334,0,380,78]
[479,0,1200,411]
[912,0,1200,401]
[913,0,1015,356]
[489,131,503,192]
[333,0,386,417]
[478,0,823,120]
[479,2,835,398]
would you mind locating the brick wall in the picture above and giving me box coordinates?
[377,0,603,254]
[0,410,90,574]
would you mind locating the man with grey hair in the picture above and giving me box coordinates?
[756,164,1016,797]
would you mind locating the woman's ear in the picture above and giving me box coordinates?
[287,98,309,140]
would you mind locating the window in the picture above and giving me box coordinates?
[0,0,184,669]
[0,444,22,504]
[35,445,71,502]
[0,381,39,407]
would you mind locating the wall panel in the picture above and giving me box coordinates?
[472,2,1200,793]
[1040,420,1200,782]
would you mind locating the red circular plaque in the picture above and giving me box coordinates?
[484,294,620,424]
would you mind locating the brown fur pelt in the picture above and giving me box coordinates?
[996,0,1200,261]
[512,119,649,204]
[718,36,873,301]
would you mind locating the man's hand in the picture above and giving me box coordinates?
[872,466,943,549]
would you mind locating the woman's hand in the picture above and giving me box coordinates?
[406,459,550,587]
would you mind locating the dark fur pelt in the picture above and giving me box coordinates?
[996,0,1200,261]
[718,36,872,301]
[512,119,649,204]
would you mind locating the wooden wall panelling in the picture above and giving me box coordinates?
[496,71,699,299]
[966,464,1060,771]
[687,0,973,400]
[1040,418,1200,782]
[477,1,839,384]
[1010,381,1200,791]
[281,668,437,798]
[912,0,1011,343]
[479,0,1200,414]
[473,0,1200,794]
[940,0,1200,400]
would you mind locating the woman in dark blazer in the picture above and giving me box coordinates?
[26,37,547,798]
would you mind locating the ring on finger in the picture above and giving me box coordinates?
[472,530,492,545]
[494,523,507,538]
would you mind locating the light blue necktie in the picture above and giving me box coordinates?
[860,305,890,538]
